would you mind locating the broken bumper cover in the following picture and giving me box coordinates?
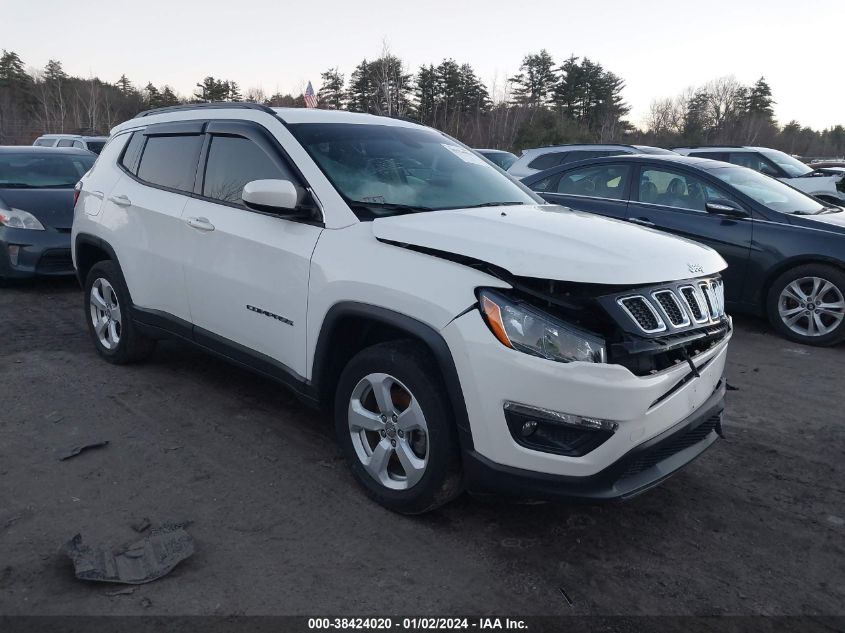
[463,378,725,502]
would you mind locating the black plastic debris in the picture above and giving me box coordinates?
[59,441,109,461]
[64,524,194,584]
[726,383,740,391]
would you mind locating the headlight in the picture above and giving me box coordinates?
[479,289,606,363]
[0,208,45,230]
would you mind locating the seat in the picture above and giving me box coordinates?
[640,180,658,204]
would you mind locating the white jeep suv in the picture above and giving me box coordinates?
[73,103,732,514]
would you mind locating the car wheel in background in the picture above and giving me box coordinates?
[334,340,463,514]
[767,263,845,346]
[84,260,156,363]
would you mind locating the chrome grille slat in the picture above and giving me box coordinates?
[679,285,707,323]
[617,296,666,333]
[651,290,690,327]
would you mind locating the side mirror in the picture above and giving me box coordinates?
[705,200,748,218]
[242,179,311,218]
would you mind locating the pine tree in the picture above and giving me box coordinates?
[414,64,438,124]
[43,60,67,83]
[160,86,180,106]
[0,50,31,86]
[747,77,775,120]
[116,74,134,95]
[347,60,373,113]
[226,81,242,102]
[317,68,346,110]
[194,76,227,102]
[144,82,162,108]
[509,50,556,108]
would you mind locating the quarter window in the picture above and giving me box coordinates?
[555,164,631,199]
[136,134,203,192]
[202,135,294,206]
[638,168,741,212]
[57,139,75,147]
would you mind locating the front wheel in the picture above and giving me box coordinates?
[334,340,463,514]
[767,264,845,346]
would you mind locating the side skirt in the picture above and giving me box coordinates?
[131,305,320,408]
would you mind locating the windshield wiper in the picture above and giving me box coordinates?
[451,201,529,210]
[347,201,435,215]
[0,183,37,189]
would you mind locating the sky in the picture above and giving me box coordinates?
[3,0,843,130]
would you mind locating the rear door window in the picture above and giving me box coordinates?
[689,152,729,162]
[136,134,203,192]
[727,152,781,177]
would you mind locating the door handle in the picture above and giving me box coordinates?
[628,217,655,227]
[186,216,215,232]
[109,194,131,207]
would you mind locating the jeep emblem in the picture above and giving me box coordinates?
[687,263,704,274]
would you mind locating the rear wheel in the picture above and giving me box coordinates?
[767,264,845,346]
[334,340,463,514]
[84,260,156,363]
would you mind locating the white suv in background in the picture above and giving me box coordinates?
[72,104,732,513]
[508,144,677,179]
[673,146,845,205]
[33,134,108,154]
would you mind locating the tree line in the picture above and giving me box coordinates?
[1,47,842,158]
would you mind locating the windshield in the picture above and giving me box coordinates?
[288,123,540,218]
[0,153,95,188]
[711,166,826,214]
[760,149,813,178]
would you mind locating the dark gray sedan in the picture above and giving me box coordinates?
[0,146,95,281]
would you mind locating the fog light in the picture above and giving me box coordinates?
[7,245,20,266]
[504,401,617,457]
[520,420,538,437]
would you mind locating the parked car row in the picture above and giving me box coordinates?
[33,134,108,154]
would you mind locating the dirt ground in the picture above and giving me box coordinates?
[1,277,843,618]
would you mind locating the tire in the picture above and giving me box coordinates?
[84,260,156,363]
[766,263,845,346]
[334,340,463,514]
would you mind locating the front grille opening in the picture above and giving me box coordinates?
[620,297,663,332]
[653,291,688,326]
[699,283,715,317]
[619,414,720,480]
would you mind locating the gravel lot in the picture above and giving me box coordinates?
[1,277,843,618]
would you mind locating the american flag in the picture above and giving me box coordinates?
[304,81,318,108]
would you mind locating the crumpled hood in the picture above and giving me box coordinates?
[372,204,726,285]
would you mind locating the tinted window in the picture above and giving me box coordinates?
[560,150,623,165]
[85,141,106,154]
[0,153,95,188]
[727,152,780,176]
[137,134,203,192]
[57,139,75,147]
[480,151,517,170]
[120,132,145,174]
[528,152,566,170]
[202,135,291,205]
[556,164,631,199]
[638,168,741,212]
[689,152,729,162]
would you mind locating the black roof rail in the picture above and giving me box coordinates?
[671,145,747,150]
[134,101,277,119]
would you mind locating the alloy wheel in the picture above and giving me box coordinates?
[778,276,845,337]
[89,277,122,349]
[347,372,429,490]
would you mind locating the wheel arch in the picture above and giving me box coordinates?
[74,233,120,286]
[311,302,474,451]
